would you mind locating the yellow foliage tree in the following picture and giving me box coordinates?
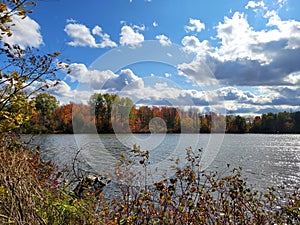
[0,1,68,133]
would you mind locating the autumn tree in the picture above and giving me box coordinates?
[137,106,152,132]
[0,1,66,133]
[54,102,73,133]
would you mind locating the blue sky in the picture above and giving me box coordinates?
[3,0,300,115]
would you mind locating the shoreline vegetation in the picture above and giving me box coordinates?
[0,2,299,224]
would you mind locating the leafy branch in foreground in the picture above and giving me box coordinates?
[98,147,300,225]
[0,45,68,132]
[0,0,36,40]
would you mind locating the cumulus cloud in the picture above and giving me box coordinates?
[91,25,117,48]
[181,36,211,54]
[217,87,255,102]
[46,80,95,105]
[245,1,266,10]
[119,82,210,108]
[64,23,116,48]
[212,85,300,113]
[214,12,270,63]
[177,54,219,86]
[66,63,144,91]
[263,86,300,106]
[66,63,117,88]
[265,10,300,49]
[2,14,43,49]
[185,18,205,33]
[103,69,144,91]
[47,80,72,97]
[64,23,98,47]
[120,25,144,47]
[156,34,172,46]
[153,21,158,27]
[284,73,300,85]
[178,7,300,89]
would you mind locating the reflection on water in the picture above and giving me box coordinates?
[29,133,300,190]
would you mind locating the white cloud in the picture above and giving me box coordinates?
[153,21,158,27]
[133,24,145,31]
[66,63,144,91]
[177,54,219,86]
[185,18,205,33]
[47,80,72,97]
[103,68,144,91]
[214,12,268,63]
[92,25,117,48]
[67,63,117,87]
[211,10,300,63]
[245,1,266,10]
[2,14,43,49]
[64,23,116,48]
[277,0,288,9]
[264,10,300,49]
[156,34,172,46]
[164,73,171,78]
[176,4,300,114]
[66,18,77,23]
[181,36,211,54]
[284,73,300,85]
[154,82,168,90]
[120,83,209,107]
[64,23,97,47]
[120,25,144,47]
[47,80,95,105]
[217,87,255,102]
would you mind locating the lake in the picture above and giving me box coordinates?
[30,133,300,191]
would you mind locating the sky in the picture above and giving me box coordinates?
[3,0,300,115]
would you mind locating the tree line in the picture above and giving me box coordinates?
[15,93,300,134]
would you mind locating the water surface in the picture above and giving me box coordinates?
[30,133,300,190]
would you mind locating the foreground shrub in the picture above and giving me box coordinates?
[0,133,101,225]
[0,135,299,224]
[99,147,300,225]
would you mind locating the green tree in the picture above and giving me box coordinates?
[226,115,248,133]
[277,111,293,133]
[200,114,211,133]
[34,93,59,132]
[261,112,277,133]
[249,116,262,133]
[111,96,134,133]
[292,111,300,133]
[89,93,118,133]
